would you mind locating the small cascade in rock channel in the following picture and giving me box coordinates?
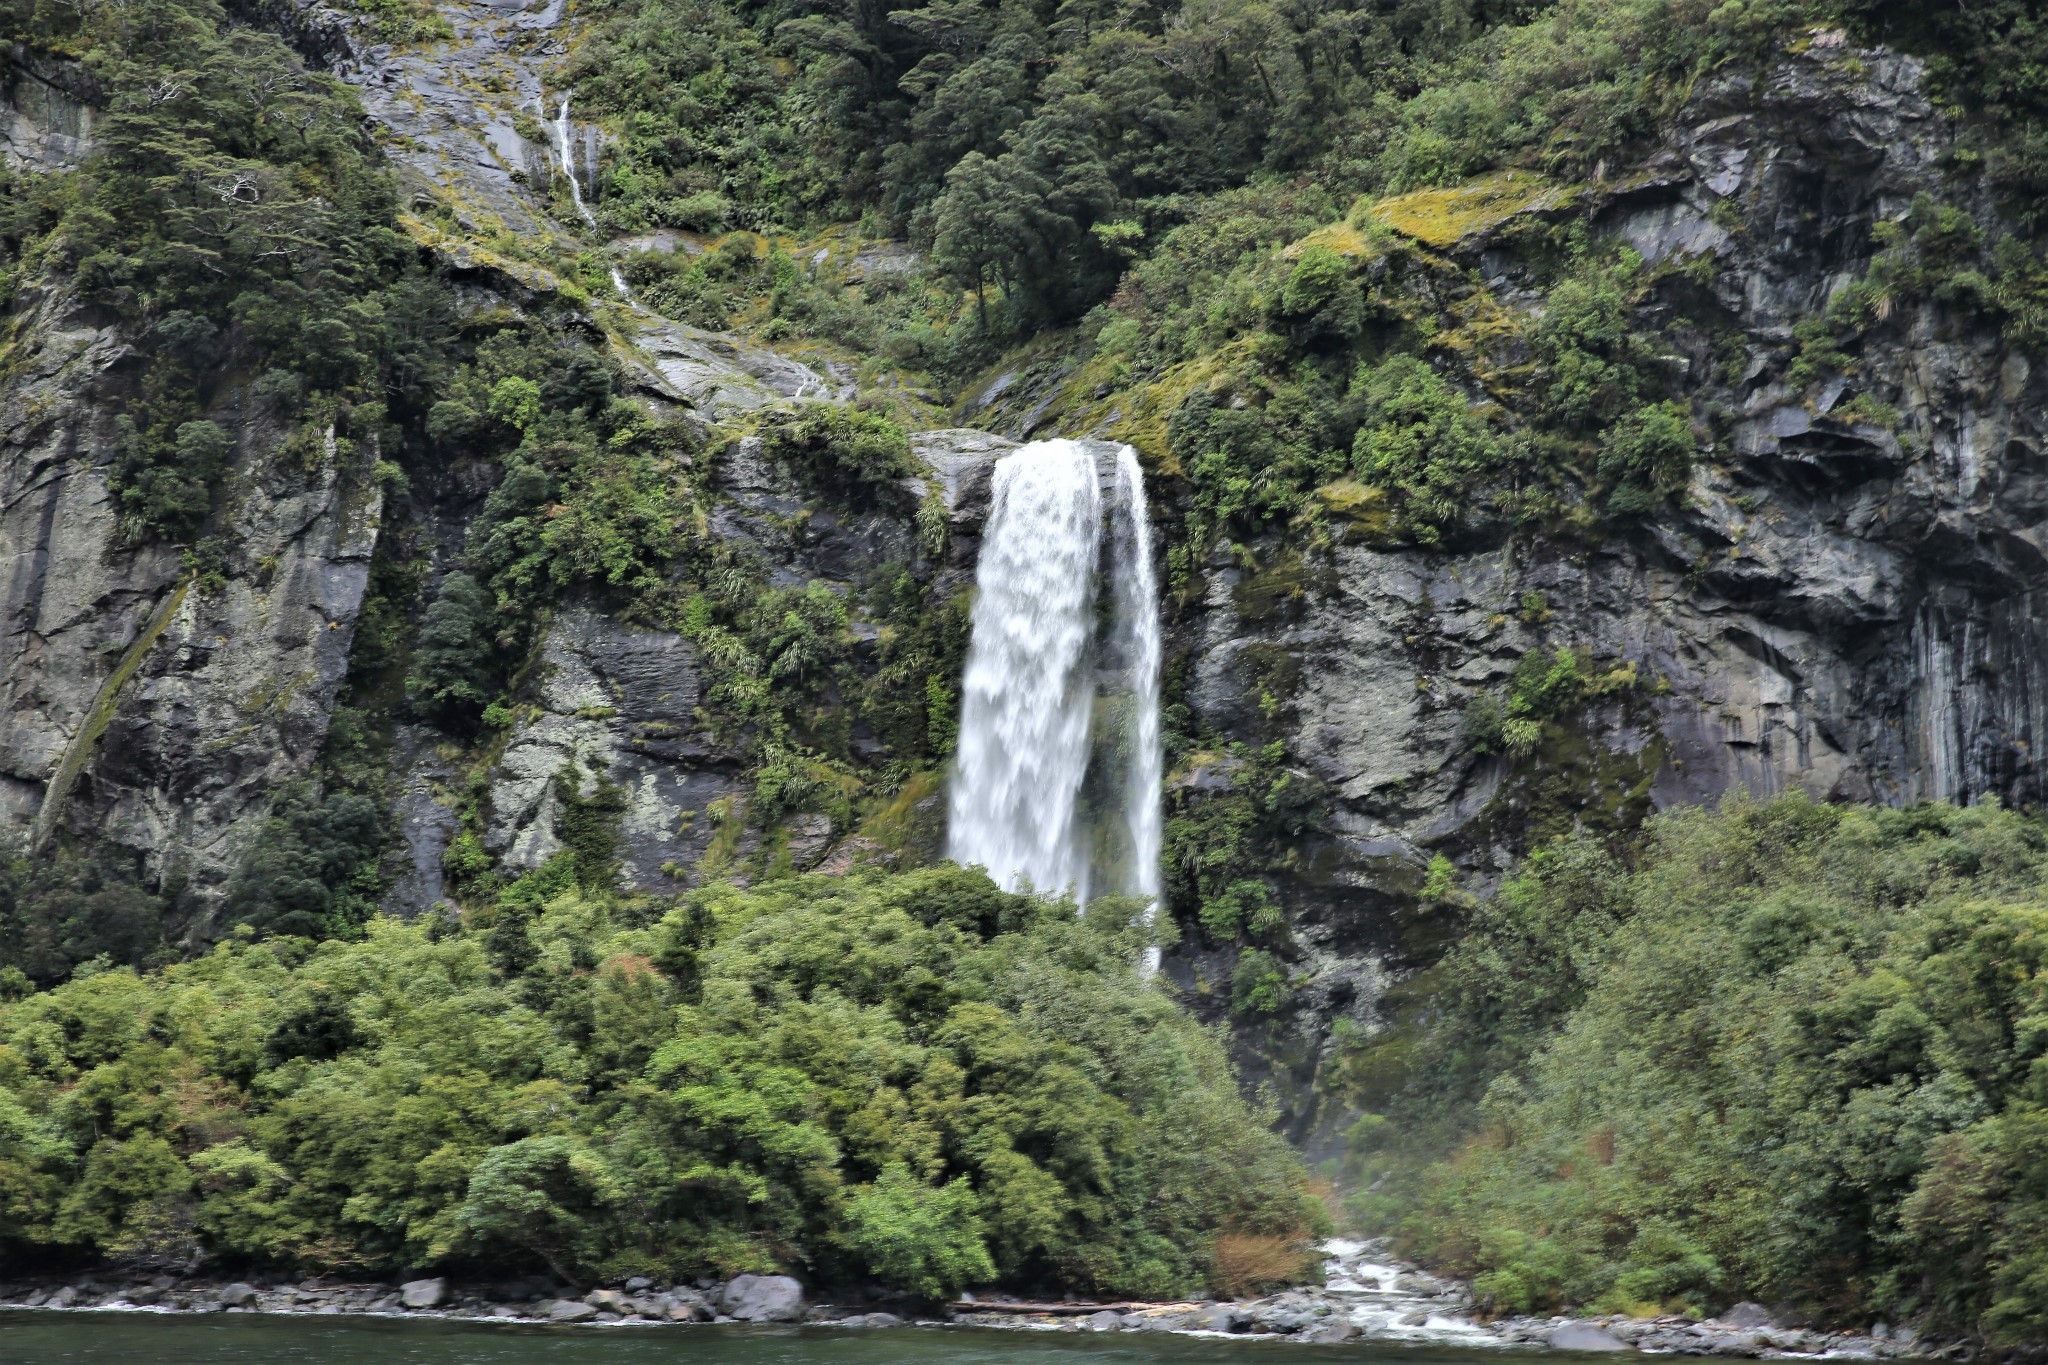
[948,438,1164,964]
[546,97,630,298]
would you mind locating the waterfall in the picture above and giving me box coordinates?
[1110,446,1164,969]
[552,97,597,229]
[948,440,1102,901]
[948,438,1164,964]
[547,97,631,299]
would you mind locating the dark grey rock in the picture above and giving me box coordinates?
[1718,1303,1775,1330]
[548,1300,598,1322]
[218,1283,260,1309]
[1184,1303,1245,1332]
[1083,1310,1124,1331]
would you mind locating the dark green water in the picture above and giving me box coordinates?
[0,1312,1528,1364]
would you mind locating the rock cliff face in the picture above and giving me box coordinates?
[962,40,2048,1131]
[1248,49,2048,876]
[0,270,383,934]
[5,10,2046,1130]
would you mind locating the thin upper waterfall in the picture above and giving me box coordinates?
[949,438,1164,952]
[548,97,631,298]
[552,97,597,228]
[949,440,1102,900]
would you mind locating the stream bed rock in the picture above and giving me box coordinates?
[0,1241,1970,1358]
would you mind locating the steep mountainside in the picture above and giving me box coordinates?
[3,0,2047,1148]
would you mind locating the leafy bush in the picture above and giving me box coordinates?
[1376,795,2048,1338]
[0,845,166,986]
[407,572,503,725]
[843,1163,997,1299]
[0,864,1322,1292]
[1352,354,1507,542]
[223,787,385,939]
[757,403,917,501]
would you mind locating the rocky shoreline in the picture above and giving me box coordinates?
[0,1241,1979,1358]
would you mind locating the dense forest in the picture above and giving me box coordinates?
[5,0,2048,1345]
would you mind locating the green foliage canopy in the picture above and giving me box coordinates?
[0,864,1320,1295]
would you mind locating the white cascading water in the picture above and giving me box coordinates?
[1110,445,1164,969]
[948,440,1103,900]
[548,97,631,298]
[553,97,596,228]
[949,439,1164,965]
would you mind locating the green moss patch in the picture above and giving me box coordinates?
[1368,171,1581,250]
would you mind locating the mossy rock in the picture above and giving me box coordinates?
[1283,219,1382,261]
[1368,170,1582,250]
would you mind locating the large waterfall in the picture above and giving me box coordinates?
[949,441,1102,900]
[948,439,1163,942]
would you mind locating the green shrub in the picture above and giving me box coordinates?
[223,787,385,940]
[0,865,1321,1291]
[1385,795,2048,1340]
[407,572,503,725]
[1352,354,1506,541]
[0,845,166,986]
[843,1163,997,1298]
[757,403,917,501]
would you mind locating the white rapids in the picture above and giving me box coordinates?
[1318,1238,1500,1344]
[947,438,1164,946]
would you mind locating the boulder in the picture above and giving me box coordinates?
[1300,1320,1358,1343]
[400,1277,447,1309]
[1083,1309,1124,1331]
[44,1286,79,1309]
[218,1283,260,1308]
[1184,1304,1244,1332]
[1719,1303,1775,1330]
[583,1288,629,1311]
[548,1299,598,1322]
[1551,1323,1634,1352]
[720,1274,805,1323]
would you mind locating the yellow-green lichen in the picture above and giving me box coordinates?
[1283,219,1382,261]
[1368,170,1580,249]
[1316,478,1396,532]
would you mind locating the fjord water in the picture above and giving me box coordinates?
[947,439,1164,913]
[0,1314,1519,1365]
